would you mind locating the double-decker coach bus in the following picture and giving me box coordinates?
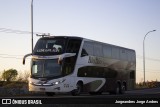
[23,36,136,96]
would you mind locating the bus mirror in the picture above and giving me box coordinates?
[58,59,62,65]
[23,59,25,65]
[23,53,32,65]
[58,53,76,65]
[58,55,63,65]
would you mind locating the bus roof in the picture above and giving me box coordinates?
[41,36,83,40]
[40,36,135,52]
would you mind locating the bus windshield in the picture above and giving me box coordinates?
[31,59,62,78]
[33,38,66,55]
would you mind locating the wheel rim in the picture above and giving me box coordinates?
[76,84,81,94]
[121,85,125,94]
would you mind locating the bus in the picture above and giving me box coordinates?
[23,36,136,96]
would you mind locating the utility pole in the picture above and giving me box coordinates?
[31,0,34,53]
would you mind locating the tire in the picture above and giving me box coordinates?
[71,82,82,96]
[115,83,120,94]
[111,83,120,95]
[120,84,126,94]
[45,92,55,96]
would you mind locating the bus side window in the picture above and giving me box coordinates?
[63,39,82,76]
[81,49,88,57]
[66,39,81,53]
[82,41,94,56]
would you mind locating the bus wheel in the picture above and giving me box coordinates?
[120,84,126,94]
[71,82,82,96]
[45,92,55,96]
[113,83,120,94]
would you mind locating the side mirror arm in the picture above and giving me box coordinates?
[58,53,76,65]
[23,53,32,65]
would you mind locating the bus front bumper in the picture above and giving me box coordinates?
[29,82,64,92]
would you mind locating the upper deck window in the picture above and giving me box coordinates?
[81,41,94,56]
[33,38,66,55]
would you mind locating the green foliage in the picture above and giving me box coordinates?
[2,69,18,82]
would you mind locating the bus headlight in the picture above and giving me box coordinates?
[52,79,66,85]
[55,81,59,85]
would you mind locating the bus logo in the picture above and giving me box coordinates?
[2,99,11,104]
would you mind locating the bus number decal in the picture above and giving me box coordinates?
[64,84,69,88]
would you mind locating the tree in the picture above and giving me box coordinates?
[2,69,18,82]
[0,71,3,81]
[16,70,30,82]
[23,71,30,82]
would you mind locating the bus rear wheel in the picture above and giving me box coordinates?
[109,83,120,95]
[71,82,83,96]
[120,84,126,94]
[116,85,120,94]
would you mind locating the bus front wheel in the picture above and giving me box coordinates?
[71,82,83,96]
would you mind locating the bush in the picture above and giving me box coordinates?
[2,81,28,89]
[2,69,18,82]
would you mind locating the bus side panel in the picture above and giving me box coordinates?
[82,78,105,92]
[75,39,136,93]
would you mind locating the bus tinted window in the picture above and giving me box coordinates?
[94,43,103,57]
[131,52,136,62]
[63,39,82,75]
[82,41,94,56]
[78,66,118,78]
[130,70,135,79]
[33,38,66,55]
[66,39,81,53]
[103,44,112,58]
[112,46,119,59]
[120,48,128,61]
